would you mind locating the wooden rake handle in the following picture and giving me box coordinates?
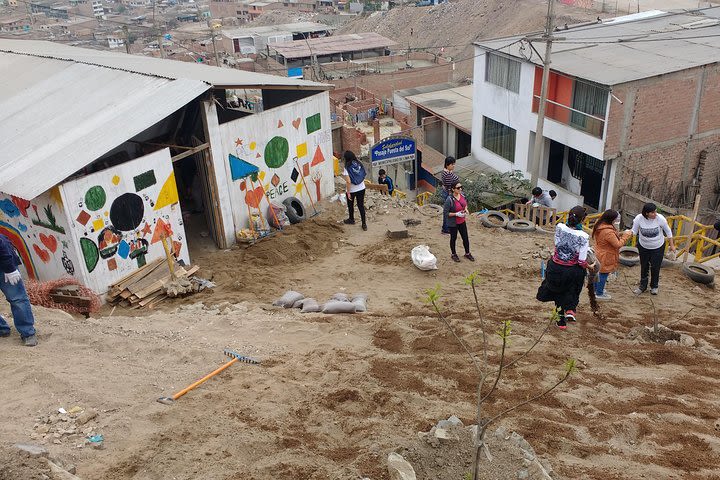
[171,357,238,401]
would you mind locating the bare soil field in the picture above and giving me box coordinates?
[2,195,720,479]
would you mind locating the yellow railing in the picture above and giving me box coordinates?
[416,191,431,206]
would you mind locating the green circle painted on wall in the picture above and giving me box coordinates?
[85,186,107,211]
[264,136,289,168]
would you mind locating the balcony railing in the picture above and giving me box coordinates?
[533,95,606,139]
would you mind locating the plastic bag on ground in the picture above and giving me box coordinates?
[411,245,438,271]
[268,202,290,229]
[272,290,304,308]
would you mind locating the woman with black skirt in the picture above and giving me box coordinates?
[537,206,595,329]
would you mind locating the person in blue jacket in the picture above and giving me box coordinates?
[0,233,37,346]
[378,169,394,196]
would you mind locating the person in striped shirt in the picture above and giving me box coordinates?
[440,156,459,234]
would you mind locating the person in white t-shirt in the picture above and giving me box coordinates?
[631,203,675,295]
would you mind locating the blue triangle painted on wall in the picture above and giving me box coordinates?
[229,154,259,181]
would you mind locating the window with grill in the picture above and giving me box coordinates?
[485,53,521,93]
[482,117,516,162]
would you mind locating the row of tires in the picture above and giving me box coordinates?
[478,211,537,232]
[618,246,715,284]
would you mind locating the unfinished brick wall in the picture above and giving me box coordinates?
[340,125,368,156]
[334,66,454,99]
[606,64,720,209]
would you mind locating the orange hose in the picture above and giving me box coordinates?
[171,357,238,400]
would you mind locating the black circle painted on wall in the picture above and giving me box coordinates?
[109,193,145,231]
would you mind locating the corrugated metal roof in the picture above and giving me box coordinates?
[222,22,335,39]
[269,32,397,60]
[475,7,720,86]
[0,39,331,89]
[0,53,210,199]
[405,85,473,133]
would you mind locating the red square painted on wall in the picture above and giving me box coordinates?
[107,258,117,271]
[302,163,310,177]
[76,210,91,226]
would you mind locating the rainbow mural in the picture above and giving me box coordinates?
[0,221,38,280]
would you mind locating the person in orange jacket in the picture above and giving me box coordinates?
[591,209,632,300]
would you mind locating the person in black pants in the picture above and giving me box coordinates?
[443,181,474,262]
[630,203,675,295]
[342,150,368,231]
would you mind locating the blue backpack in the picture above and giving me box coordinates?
[347,161,366,185]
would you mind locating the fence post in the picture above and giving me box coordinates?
[683,194,701,264]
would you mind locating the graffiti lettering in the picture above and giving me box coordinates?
[265,181,289,200]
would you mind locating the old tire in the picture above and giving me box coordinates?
[619,246,640,267]
[682,262,715,284]
[507,219,536,233]
[283,197,306,224]
[480,210,509,229]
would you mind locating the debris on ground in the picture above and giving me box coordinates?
[106,258,201,309]
[29,407,101,449]
[26,279,101,316]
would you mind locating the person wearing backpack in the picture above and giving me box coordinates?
[342,150,368,231]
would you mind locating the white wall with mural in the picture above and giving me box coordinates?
[60,148,190,293]
[218,93,335,234]
[0,188,78,282]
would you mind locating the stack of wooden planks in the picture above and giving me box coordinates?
[107,258,199,309]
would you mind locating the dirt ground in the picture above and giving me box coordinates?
[2,193,720,480]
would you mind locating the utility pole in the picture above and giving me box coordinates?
[122,25,130,54]
[529,0,557,187]
[211,23,220,66]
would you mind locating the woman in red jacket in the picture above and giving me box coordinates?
[591,209,632,300]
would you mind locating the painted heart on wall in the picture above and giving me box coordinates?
[292,117,302,129]
[32,244,51,263]
[39,233,58,253]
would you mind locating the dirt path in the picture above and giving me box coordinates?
[2,195,720,479]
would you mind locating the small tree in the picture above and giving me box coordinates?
[424,272,575,480]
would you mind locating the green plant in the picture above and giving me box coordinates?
[424,276,575,480]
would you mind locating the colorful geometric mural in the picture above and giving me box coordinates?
[62,148,189,293]
[219,94,335,234]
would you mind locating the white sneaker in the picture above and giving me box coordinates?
[633,287,646,295]
[596,293,612,300]
[650,288,658,295]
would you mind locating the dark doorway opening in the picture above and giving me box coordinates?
[547,140,564,184]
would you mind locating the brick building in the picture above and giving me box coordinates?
[473,8,720,215]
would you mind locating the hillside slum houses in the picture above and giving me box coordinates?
[0,39,333,294]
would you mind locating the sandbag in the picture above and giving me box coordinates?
[272,290,304,308]
[268,202,290,229]
[331,292,349,302]
[351,294,368,312]
[291,298,305,309]
[300,298,322,313]
[411,245,438,271]
[322,300,358,314]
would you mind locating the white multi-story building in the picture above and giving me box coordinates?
[472,8,720,213]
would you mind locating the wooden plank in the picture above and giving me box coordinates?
[127,260,181,296]
[147,294,168,309]
[138,290,164,307]
[364,182,389,194]
[109,259,164,291]
[171,143,210,163]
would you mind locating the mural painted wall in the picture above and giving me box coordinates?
[218,93,335,233]
[60,149,190,293]
[0,188,78,281]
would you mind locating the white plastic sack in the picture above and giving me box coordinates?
[330,292,349,302]
[351,293,368,312]
[411,245,438,271]
[268,202,290,229]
